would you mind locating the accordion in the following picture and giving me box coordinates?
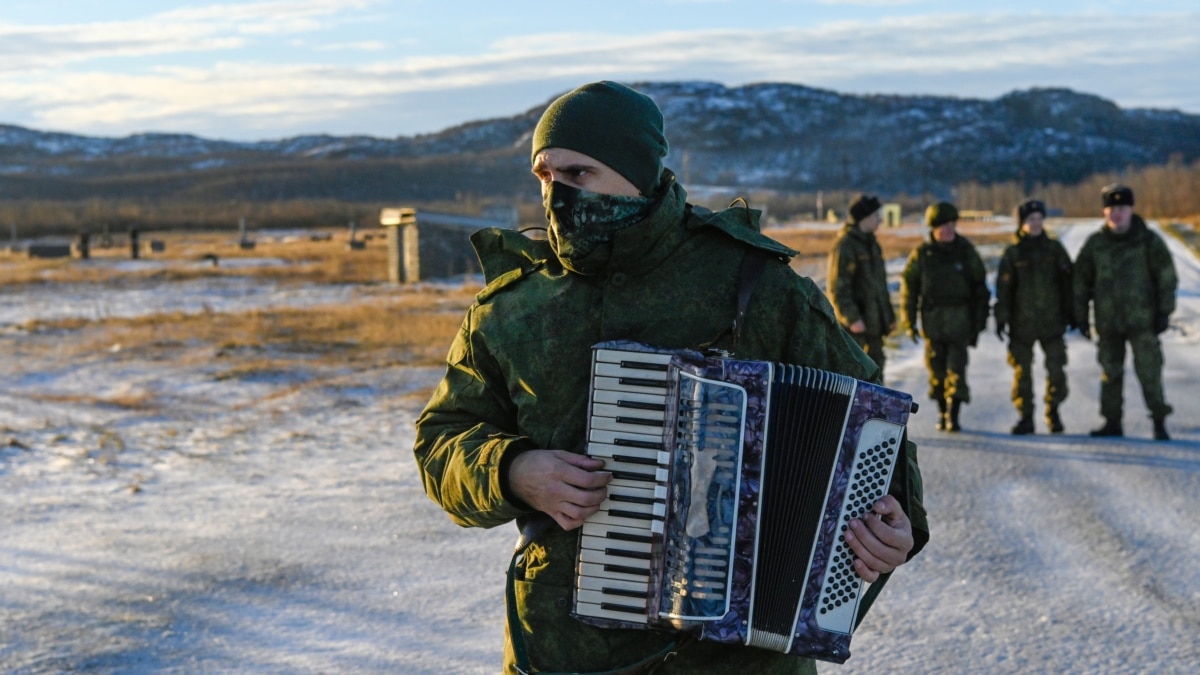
[572,341,916,663]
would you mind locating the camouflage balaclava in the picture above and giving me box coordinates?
[532,81,670,274]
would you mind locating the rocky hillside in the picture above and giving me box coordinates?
[2,82,1198,201]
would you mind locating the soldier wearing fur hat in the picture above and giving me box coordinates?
[413,81,928,674]
[1073,184,1177,440]
[994,199,1074,435]
[827,194,897,373]
[902,202,990,432]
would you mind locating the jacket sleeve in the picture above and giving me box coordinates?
[827,240,862,326]
[1055,241,1075,326]
[993,249,1015,327]
[969,247,991,334]
[901,249,922,331]
[1149,233,1178,317]
[413,309,535,529]
[1073,240,1095,327]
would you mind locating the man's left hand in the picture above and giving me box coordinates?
[843,494,914,582]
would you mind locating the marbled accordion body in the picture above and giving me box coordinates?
[573,341,915,663]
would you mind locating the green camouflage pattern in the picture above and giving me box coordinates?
[1073,215,1176,335]
[827,223,895,369]
[901,235,990,344]
[994,232,1074,341]
[414,173,929,674]
[1007,337,1068,417]
[1074,215,1176,422]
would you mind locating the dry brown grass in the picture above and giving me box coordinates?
[24,283,481,370]
[1,228,391,286]
[768,220,1016,261]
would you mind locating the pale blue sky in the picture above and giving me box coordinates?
[1,0,1197,140]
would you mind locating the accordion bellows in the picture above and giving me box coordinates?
[573,340,916,663]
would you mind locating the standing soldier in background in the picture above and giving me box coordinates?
[1073,184,1176,440]
[902,202,990,432]
[828,194,897,374]
[994,199,1075,435]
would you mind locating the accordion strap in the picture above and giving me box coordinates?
[699,246,768,353]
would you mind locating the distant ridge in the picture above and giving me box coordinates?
[2,82,1199,201]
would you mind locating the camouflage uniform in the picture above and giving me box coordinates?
[414,174,929,674]
[1073,214,1176,427]
[901,235,990,410]
[827,222,895,371]
[994,229,1074,428]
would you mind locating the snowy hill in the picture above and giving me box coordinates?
[3,83,1200,200]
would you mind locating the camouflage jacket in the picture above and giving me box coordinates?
[827,223,896,336]
[414,175,929,674]
[901,235,990,343]
[994,231,1074,341]
[1073,215,1176,335]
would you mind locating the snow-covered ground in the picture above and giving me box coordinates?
[2,221,1198,673]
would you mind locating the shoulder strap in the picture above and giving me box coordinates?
[697,247,768,354]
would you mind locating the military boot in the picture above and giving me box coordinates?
[1089,419,1123,437]
[1011,415,1035,435]
[1045,407,1064,434]
[946,400,962,432]
[935,399,949,431]
[1153,418,1170,442]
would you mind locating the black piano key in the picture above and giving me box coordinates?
[614,416,665,428]
[604,548,653,560]
[609,493,660,505]
[610,454,663,467]
[601,601,647,614]
[617,377,668,388]
[604,564,651,577]
[619,360,668,371]
[610,470,657,482]
[602,587,649,599]
[614,438,664,450]
[606,531,655,544]
[607,509,658,521]
[617,400,667,411]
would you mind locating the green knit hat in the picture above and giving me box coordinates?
[926,202,959,228]
[531,81,668,196]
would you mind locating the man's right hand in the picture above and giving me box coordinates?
[508,450,611,531]
[849,320,867,334]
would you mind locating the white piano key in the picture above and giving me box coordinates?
[577,575,649,595]
[594,349,674,366]
[578,561,650,584]
[592,376,667,396]
[594,362,669,382]
[587,443,669,467]
[600,459,668,482]
[592,403,666,422]
[587,510,664,534]
[580,547,653,570]
[579,535,653,555]
[581,520,660,543]
[574,602,649,624]
[576,589,648,609]
[592,388,668,408]
[591,416,669,437]
[589,428,664,448]
[599,499,666,518]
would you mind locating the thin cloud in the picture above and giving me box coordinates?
[2,11,1197,138]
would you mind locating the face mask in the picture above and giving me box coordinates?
[544,181,653,273]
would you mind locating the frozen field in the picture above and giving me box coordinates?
[2,221,1198,673]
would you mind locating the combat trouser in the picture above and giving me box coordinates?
[1096,330,1172,422]
[851,332,886,374]
[925,339,970,404]
[1007,335,1068,418]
